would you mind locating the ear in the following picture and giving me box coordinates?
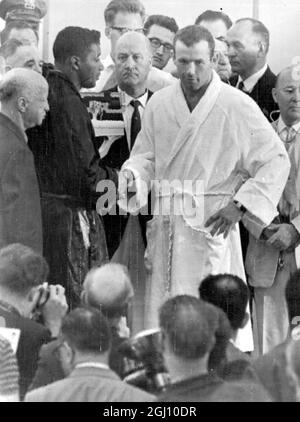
[70,55,80,71]
[212,51,220,66]
[257,40,267,58]
[240,312,249,329]
[105,26,111,40]
[17,96,28,113]
[4,65,12,73]
[272,87,278,104]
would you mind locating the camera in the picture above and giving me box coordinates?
[119,328,170,393]
[35,283,50,310]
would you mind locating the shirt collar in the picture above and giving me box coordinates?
[278,115,300,134]
[238,63,268,93]
[117,86,148,108]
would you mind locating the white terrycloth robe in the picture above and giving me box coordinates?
[120,71,290,352]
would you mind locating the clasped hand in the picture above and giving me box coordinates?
[264,223,300,251]
[205,202,244,238]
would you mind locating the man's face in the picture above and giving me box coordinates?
[8,28,38,46]
[6,45,43,73]
[214,38,231,82]
[174,40,214,93]
[147,24,175,70]
[107,12,144,57]
[24,85,49,129]
[198,19,228,40]
[226,21,261,78]
[78,43,103,89]
[115,36,151,91]
[273,68,300,126]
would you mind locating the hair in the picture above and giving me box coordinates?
[199,274,249,331]
[104,0,145,26]
[159,295,220,360]
[0,244,48,296]
[195,10,232,29]
[0,67,48,103]
[174,25,215,59]
[144,14,179,35]
[53,26,100,64]
[83,263,133,319]
[61,307,111,354]
[0,38,30,60]
[285,270,300,324]
[1,20,39,45]
[235,18,270,53]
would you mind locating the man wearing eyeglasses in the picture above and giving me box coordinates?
[88,0,176,94]
[144,14,178,71]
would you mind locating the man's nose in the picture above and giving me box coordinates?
[293,88,300,102]
[187,61,196,75]
[125,55,135,68]
[35,63,43,74]
[45,101,49,112]
[227,44,235,58]
[156,45,164,55]
[99,59,104,72]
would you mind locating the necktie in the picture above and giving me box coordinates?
[281,126,296,146]
[130,100,142,150]
[237,80,246,92]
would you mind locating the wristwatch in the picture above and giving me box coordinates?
[233,200,247,215]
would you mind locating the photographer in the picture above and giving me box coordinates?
[30,263,133,390]
[0,243,68,399]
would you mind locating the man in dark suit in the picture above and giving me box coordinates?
[87,32,153,333]
[0,68,48,253]
[227,18,277,121]
[25,307,154,402]
[88,31,153,259]
[0,244,68,399]
[226,18,278,274]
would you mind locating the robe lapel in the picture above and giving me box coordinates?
[163,71,222,178]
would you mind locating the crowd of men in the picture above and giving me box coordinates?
[0,0,300,402]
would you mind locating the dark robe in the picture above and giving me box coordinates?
[28,70,117,308]
[0,113,42,253]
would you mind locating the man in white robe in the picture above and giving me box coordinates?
[118,25,290,351]
[246,66,300,355]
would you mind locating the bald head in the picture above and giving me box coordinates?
[0,68,49,129]
[272,65,300,126]
[83,264,134,318]
[115,31,152,57]
[114,32,152,95]
[0,67,47,103]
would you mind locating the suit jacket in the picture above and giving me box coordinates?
[230,66,278,121]
[84,86,153,258]
[0,113,42,253]
[158,373,271,402]
[0,301,51,399]
[245,119,300,287]
[25,366,155,402]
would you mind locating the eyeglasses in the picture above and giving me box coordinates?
[148,37,174,53]
[110,26,145,35]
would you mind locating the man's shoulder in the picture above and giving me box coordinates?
[0,307,49,342]
[26,371,155,402]
[258,66,277,87]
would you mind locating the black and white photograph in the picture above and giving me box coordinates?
[0,0,300,404]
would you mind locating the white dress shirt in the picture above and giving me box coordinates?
[237,63,268,93]
[118,87,148,149]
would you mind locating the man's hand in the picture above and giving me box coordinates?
[266,223,300,250]
[42,285,68,338]
[205,202,244,238]
[118,169,136,201]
